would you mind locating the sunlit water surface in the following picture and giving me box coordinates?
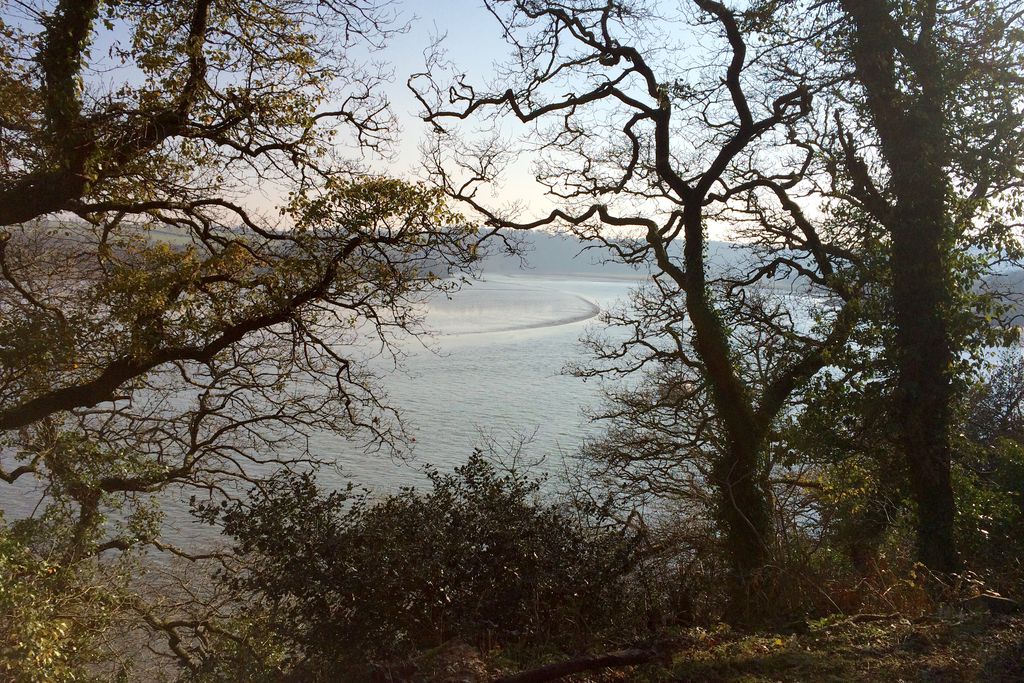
[306,275,636,489]
[3,275,640,546]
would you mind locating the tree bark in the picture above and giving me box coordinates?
[649,203,776,623]
[714,437,775,624]
[678,205,774,622]
[890,192,958,573]
[839,0,959,573]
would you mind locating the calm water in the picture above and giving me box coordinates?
[154,274,638,543]
[312,274,637,491]
[0,275,641,545]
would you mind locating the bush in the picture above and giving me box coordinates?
[954,352,1024,588]
[0,514,128,682]
[199,452,649,678]
[954,440,1024,590]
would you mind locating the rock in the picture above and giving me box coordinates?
[962,593,1022,615]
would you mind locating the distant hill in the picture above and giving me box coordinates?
[477,230,754,280]
[484,234,1024,317]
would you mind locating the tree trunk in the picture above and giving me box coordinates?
[840,0,960,574]
[890,197,959,573]
[714,436,774,624]
[675,206,776,622]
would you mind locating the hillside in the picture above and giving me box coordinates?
[478,230,757,280]
[482,234,1024,314]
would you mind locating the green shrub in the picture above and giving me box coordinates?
[199,452,649,678]
[954,439,1024,586]
[0,515,126,682]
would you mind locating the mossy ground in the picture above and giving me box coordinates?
[648,614,1024,682]
[478,614,1023,682]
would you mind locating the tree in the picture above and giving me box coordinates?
[413,0,1024,587]
[0,0,476,663]
[0,512,133,681]
[769,0,1024,572]
[412,0,868,622]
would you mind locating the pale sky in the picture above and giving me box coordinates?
[376,1,723,240]
[7,0,715,235]
[377,0,556,211]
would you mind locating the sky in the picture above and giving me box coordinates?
[374,0,556,212]
[375,0,717,238]
[383,1,511,151]
[4,0,706,235]
[376,0,697,233]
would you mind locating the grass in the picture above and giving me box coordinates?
[653,613,1024,682]
[476,613,1023,682]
